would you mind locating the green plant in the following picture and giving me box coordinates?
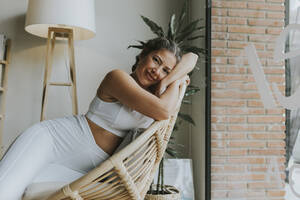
[129,0,206,195]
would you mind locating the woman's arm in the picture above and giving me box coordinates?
[156,52,198,96]
[98,69,182,120]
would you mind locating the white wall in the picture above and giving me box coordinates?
[0,0,182,153]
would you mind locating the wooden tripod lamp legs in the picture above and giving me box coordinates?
[40,28,78,121]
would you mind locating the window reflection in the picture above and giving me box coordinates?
[286,0,300,198]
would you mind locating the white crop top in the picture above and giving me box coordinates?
[85,96,154,138]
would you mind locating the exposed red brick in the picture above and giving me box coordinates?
[228,26,265,34]
[228,10,265,18]
[247,2,285,11]
[248,19,284,27]
[266,12,285,19]
[211,0,285,196]
[212,8,228,16]
[213,1,247,9]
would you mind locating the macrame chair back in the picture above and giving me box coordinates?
[47,84,187,200]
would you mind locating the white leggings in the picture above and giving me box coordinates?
[0,115,109,200]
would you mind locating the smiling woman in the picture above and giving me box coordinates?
[97,38,197,122]
[132,49,177,88]
[0,36,198,199]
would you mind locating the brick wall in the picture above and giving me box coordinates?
[211,0,286,199]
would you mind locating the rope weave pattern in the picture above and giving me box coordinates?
[154,129,164,163]
[109,157,142,200]
[62,185,83,200]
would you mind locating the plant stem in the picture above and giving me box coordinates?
[161,158,164,194]
[156,161,162,194]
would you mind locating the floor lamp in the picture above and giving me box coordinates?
[25,0,96,121]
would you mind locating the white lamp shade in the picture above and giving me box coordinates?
[25,0,96,40]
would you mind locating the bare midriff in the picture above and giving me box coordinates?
[85,116,123,155]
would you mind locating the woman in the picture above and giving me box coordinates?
[0,37,198,199]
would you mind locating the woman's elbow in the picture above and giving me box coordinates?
[154,109,172,121]
[184,52,199,68]
[186,52,199,61]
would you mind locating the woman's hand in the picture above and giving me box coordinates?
[158,53,198,88]
[155,79,168,97]
[155,75,190,97]
[154,52,197,96]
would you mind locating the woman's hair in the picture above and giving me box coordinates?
[132,37,181,72]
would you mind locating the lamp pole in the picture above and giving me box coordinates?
[40,27,78,121]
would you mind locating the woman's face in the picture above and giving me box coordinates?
[134,49,177,88]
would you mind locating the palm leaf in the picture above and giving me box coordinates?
[168,141,176,145]
[141,15,165,37]
[175,20,200,43]
[195,25,205,31]
[170,136,175,140]
[176,0,188,33]
[180,19,200,34]
[166,148,178,158]
[182,100,192,105]
[175,143,185,148]
[180,46,207,56]
[127,45,144,49]
[169,141,185,148]
[188,85,200,89]
[137,40,146,46]
[185,88,200,97]
[176,30,198,44]
[173,123,179,131]
[167,146,177,151]
[167,14,176,40]
[127,40,146,50]
[187,35,205,41]
[178,113,195,126]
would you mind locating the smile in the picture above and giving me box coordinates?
[146,71,155,82]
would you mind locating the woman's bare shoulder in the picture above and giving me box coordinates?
[96,69,171,120]
[100,69,133,86]
[97,69,133,101]
[106,69,131,79]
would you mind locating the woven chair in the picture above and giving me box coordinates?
[47,85,187,200]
